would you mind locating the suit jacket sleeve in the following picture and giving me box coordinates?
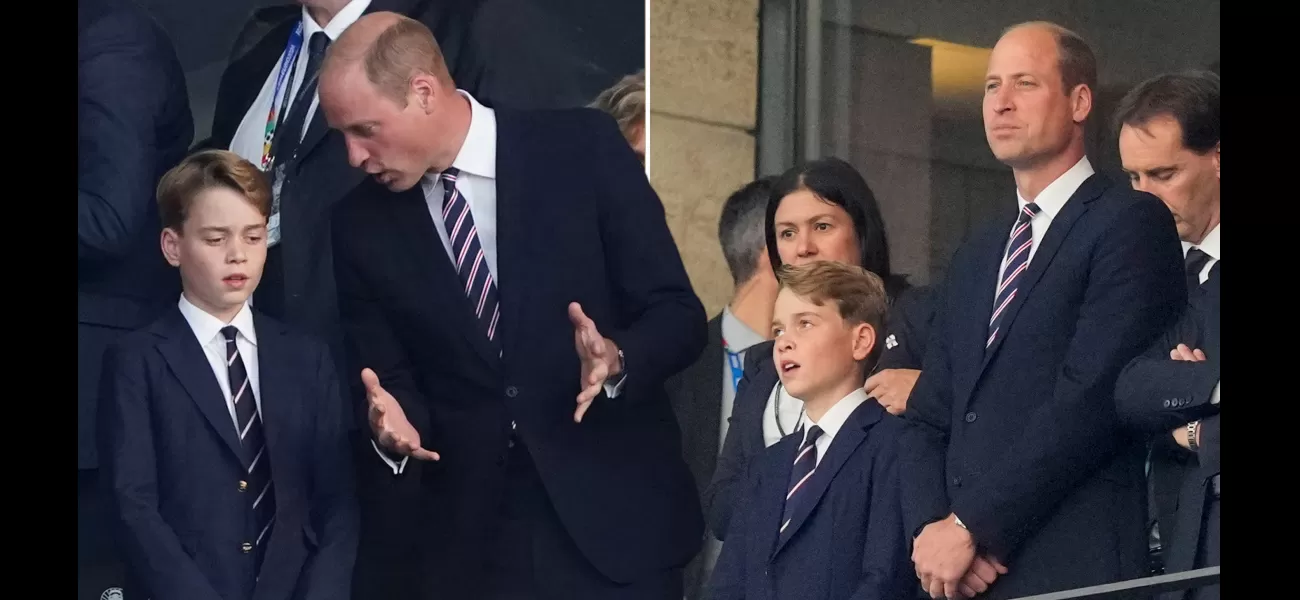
[97,344,224,600]
[850,434,913,600]
[299,343,360,599]
[705,347,770,540]
[898,282,956,539]
[332,201,433,467]
[589,112,708,396]
[705,460,756,600]
[953,196,1186,561]
[1115,307,1220,433]
[78,9,192,265]
[1198,413,1220,475]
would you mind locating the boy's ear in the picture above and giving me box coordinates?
[160,228,183,267]
[850,322,876,362]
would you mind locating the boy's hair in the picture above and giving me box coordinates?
[776,261,889,359]
[156,149,272,232]
[589,69,645,142]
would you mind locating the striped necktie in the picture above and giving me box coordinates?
[779,425,824,543]
[988,202,1041,348]
[221,326,275,571]
[439,168,501,346]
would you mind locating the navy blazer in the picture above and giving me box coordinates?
[332,108,706,595]
[1116,263,1220,579]
[97,308,358,600]
[78,0,192,469]
[708,400,912,600]
[899,172,1185,598]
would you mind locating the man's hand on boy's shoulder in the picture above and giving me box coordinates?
[864,368,920,416]
[363,368,439,461]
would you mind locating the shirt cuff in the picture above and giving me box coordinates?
[1210,381,1220,405]
[371,439,409,475]
[603,371,628,399]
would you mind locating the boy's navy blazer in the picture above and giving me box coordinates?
[709,399,912,600]
[97,307,358,600]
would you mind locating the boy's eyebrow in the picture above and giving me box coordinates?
[197,226,231,234]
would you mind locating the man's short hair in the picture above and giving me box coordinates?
[775,261,888,337]
[590,70,645,143]
[1113,70,1220,154]
[718,176,776,286]
[325,14,451,106]
[1004,21,1098,96]
[156,149,271,232]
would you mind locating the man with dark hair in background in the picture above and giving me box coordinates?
[666,175,778,599]
[79,0,194,596]
[1114,69,1220,600]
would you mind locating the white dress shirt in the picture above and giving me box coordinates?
[794,388,872,466]
[374,91,624,474]
[762,383,806,448]
[228,0,371,167]
[996,156,1096,288]
[177,295,261,430]
[1181,223,1221,285]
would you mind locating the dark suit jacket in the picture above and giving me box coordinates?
[78,0,192,470]
[1116,263,1220,579]
[706,284,934,541]
[708,400,912,600]
[331,108,706,596]
[97,308,358,600]
[665,314,724,598]
[898,173,1186,599]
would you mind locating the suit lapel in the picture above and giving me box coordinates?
[386,183,501,369]
[757,434,799,562]
[154,310,247,468]
[977,174,1108,374]
[214,15,298,149]
[252,313,298,483]
[772,401,884,558]
[695,318,725,461]
[492,114,533,361]
[953,223,1010,411]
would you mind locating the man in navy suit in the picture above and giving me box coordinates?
[98,150,358,600]
[709,261,912,600]
[78,1,193,595]
[899,22,1185,599]
[319,13,706,599]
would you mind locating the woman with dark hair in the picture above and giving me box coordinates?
[703,156,938,543]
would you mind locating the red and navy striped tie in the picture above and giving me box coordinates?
[439,167,501,345]
[988,202,1040,348]
[221,326,275,571]
[779,425,823,543]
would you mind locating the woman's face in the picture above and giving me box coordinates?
[773,189,861,267]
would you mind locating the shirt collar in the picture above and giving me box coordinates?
[721,306,765,353]
[426,91,497,183]
[1016,156,1095,219]
[178,294,257,347]
[798,388,871,446]
[1195,223,1220,261]
[301,0,371,41]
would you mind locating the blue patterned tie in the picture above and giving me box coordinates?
[988,202,1041,348]
[439,168,501,345]
[779,425,823,543]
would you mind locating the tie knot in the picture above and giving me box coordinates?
[1020,202,1041,222]
[308,31,330,56]
[221,326,240,343]
[802,425,824,448]
[441,167,461,182]
[1185,247,1211,271]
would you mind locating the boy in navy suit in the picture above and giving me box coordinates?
[97,150,358,600]
[708,261,913,600]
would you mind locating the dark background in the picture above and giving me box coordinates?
[136,0,646,141]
